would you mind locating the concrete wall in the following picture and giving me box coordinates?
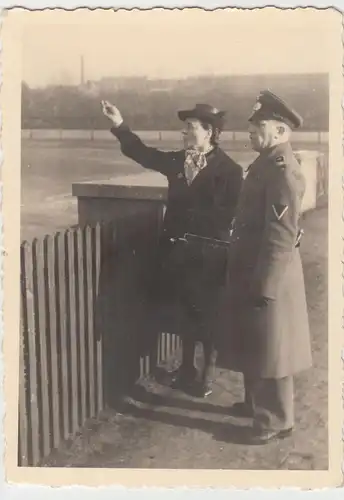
[72,150,328,227]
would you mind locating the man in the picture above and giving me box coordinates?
[102,101,243,397]
[224,90,312,444]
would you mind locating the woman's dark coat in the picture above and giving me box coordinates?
[111,124,243,338]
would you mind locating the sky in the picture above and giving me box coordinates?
[22,9,335,87]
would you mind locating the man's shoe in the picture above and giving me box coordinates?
[228,402,254,418]
[247,427,294,445]
[195,383,213,398]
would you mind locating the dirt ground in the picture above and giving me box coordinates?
[43,206,328,470]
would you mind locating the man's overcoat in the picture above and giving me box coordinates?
[218,142,312,379]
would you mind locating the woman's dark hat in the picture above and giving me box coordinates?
[249,90,303,129]
[178,103,226,126]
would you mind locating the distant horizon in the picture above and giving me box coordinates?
[22,71,329,90]
[22,71,328,132]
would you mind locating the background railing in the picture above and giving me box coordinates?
[21,128,329,145]
[18,209,181,466]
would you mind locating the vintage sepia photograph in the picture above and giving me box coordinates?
[1,7,343,489]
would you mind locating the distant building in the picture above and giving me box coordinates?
[147,78,174,92]
[79,80,100,96]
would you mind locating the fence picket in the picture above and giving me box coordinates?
[144,355,150,378]
[55,232,70,440]
[161,333,166,362]
[33,238,52,459]
[18,292,29,466]
[76,228,87,425]
[85,226,96,418]
[166,333,171,362]
[66,230,79,435]
[44,235,61,451]
[21,242,40,465]
[94,223,103,413]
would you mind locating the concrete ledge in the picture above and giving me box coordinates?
[72,150,328,226]
[73,171,168,226]
[295,150,318,212]
[295,150,328,212]
[72,171,168,201]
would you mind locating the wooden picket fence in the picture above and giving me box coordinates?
[18,211,181,466]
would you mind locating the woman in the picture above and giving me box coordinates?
[102,100,243,397]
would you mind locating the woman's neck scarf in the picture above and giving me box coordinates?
[184,145,213,185]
